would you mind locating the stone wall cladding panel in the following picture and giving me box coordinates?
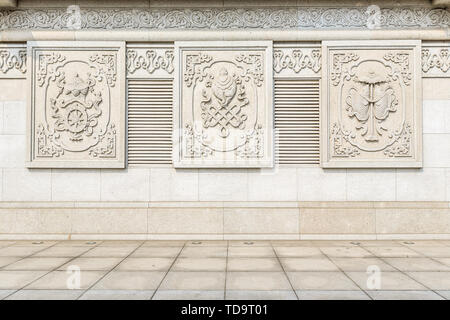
[174,41,273,168]
[26,41,126,168]
[0,7,449,30]
[0,43,26,78]
[321,40,423,168]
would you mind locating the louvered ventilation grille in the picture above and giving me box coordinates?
[274,79,320,164]
[127,79,173,164]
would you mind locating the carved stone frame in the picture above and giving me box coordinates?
[321,40,422,168]
[173,41,274,168]
[26,41,126,168]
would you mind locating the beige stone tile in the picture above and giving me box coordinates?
[0,290,15,299]
[247,168,297,201]
[227,258,282,272]
[2,169,51,201]
[436,291,450,299]
[384,258,450,272]
[172,258,226,272]
[54,241,101,247]
[365,246,422,258]
[0,246,45,257]
[116,258,174,271]
[423,134,450,168]
[80,290,154,300]
[0,79,25,100]
[0,271,47,289]
[93,271,165,290]
[198,170,247,201]
[148,208,223,234]
[297,290,370,300]
[160,272,225,290]
[25,270,106,290]
[180,247,227,258]
[226,290,297,300]
[320,247,373,258]
[4,258,70,271]
[58,258,123,271]
[287,272,359,290]
[0,209,72,234]
[435,258,450,267]
[396,169,447,201]
[400,240,447,247]
[51,169,101,201]
[224,208,299,234]
[0,241,15,248]
[228,247,275,258]
[271,241,316,247]
[185,240,227,247]
[300,209,375,234]
[330,258,396,272]
[273,247,324,257]
[309,241,357,247]
[34,246,91,257]
[409,246,450,258]
[423,78,450,100]
[347,169,396,201]
[0,257,21,268]
[280,258,339,272]
[142,241,186,247]
[358,241,404,247]
[150,168,198,201]
[153,290,224,300]
[10,241,56,248]
[407,272,450,290]
[131,247,183,258]
[367,290,444,300]
[3,101,25,134]
[0,135,25,169]
[297,168,346,201]
[6,290,84,300]
[81,246,136,258]
[229,240,271,247]
[101,169,150,201]
[227,272,291,290]
[346,272,427,290]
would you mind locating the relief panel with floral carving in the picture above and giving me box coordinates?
[27,41,126,168]
[321,40,422,168]
[174,41,273,167]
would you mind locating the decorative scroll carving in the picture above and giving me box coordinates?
[0,8,449,30]
[0,48,26,76]
[127,49,174,75]
[322,41,422,168]
[174,41,273,168]
[28,42,125,168]
[422,45,450,77]
[273,48,321,75]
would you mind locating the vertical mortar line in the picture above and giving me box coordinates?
[149,240,187,300]
[2,240,100,300]
[77,240,146,300]
[317,246,373,300]
[224,239,229,300]
[271,241,299,300]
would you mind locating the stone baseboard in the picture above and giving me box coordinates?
[0,201,449,240]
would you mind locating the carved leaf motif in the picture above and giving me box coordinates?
[235,53,264,87]
[88,123,117,158]
[422,48,450,73]
[273,49,321,74]
[330,123,360,157]
[127,49,174,75]
[184,123,214,158]
[383,52,412,86]
[235,125,264,159]
[184,53,213,87]
[330,53,359,86]
[0,49,26,74]
[37,53,66,87]
[89,53,117,87]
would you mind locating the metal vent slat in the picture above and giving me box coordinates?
[275,79,320,165]
[127,79,173,165]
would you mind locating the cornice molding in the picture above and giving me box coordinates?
[0,7,449,30]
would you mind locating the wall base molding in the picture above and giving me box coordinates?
[0,201,449,240]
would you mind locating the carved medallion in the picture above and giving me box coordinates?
[174,41,273,167]
[27,41,126,168]
[321,41,422,168]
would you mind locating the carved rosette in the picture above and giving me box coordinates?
[0,45,27,78]
[174,41,273,168]
[28,42,126,168]
[322,41,422,168]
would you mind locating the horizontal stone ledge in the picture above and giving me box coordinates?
[1,29,450,42]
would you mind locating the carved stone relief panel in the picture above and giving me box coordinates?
[321,40,422,168]
[422,42,450,78]
[27,41,126,168]
[174,41,273,168]
[126,43,174,79]
[273,43,321,78]
[0,44,26,78]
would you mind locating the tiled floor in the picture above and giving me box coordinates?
[0,240,449,300]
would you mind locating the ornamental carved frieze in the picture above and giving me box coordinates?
[273,46,321,77]
[422,43,450,77]
[126,44,174,78]
[27,41,126,168]
[0,44,26,78]
[174,41,273,168]
[321,41,422,168]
